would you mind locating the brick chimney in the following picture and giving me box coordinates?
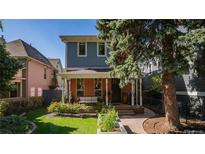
[0,35,6,44]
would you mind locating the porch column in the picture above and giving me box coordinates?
[68,79,71,103]
[20,81,23,97]
[131,80,135,106]
[136,79,138,106]
[106,78,108,105]
[64,78,68,99]
[139,78,143,106]
[61,78,65,103]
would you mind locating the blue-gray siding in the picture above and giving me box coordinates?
[66,42,109,68]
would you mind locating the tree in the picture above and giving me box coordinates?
[96,19,205,131]
[49,70,58,89]
[0,20,3,31]
[0,21,22,98]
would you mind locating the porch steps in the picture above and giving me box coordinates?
[113,104,144,116]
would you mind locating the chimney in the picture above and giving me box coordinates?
[0,35,6,44]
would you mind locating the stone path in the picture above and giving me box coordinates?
[119,108,155,134]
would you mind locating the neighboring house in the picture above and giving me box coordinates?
[60,35,141,106]
[142,55,205,118]
[5,39,53,98]
[48,58,63,89]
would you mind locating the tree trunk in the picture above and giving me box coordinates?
[162,70,180,131]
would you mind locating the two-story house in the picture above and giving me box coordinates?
[4,39,54,98]
[60,35,142,106]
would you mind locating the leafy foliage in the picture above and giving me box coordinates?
[97,107,118,132]
[97,20,205,129]
[0,100,9,117]
[1,97,43,115]
[149,74,162,91]
[47,102,94,114]
[0,115,33,134]
[96,20,205,86]
[0,44,22,97]
[49,70,58,89]
[0,20,3,31]
[47,101,59,113]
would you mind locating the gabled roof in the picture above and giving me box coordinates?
[48,58,63,71]
[6,39,51,66]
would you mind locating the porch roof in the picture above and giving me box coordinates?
[60,68,112,79]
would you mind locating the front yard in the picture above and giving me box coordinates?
[26,108,97,134]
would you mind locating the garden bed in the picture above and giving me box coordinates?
[97,118,127,134]
[0,115,36,134]
[143,116,205,134]
[47,112,97,118]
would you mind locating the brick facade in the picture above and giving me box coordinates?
[68,78,131,103]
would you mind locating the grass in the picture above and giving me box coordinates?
[26,108,97,134]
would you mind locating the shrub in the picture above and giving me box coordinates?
[0,101,9,117]
[57,103,69,113]
[0,115,33,134]
[47,102,94,114]
[47,101,59,113]
[94,102,106,113]
[0,97,44,115]
[58,103,93,114]
[97,107,118,132]
[29,96,43,107]
[51,96,61,102]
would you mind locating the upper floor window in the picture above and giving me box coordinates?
[77,79,84,97]
[44,68,47,79]
[77,42,87,57]
[97,42,106,57]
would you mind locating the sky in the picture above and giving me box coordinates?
[0,19,98,67]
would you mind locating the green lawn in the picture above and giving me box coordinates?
[26,108,97,134]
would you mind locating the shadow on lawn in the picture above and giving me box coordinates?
[27,108,78,134]
[33,121,78,134]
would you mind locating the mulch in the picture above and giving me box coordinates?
[143,116,205,134]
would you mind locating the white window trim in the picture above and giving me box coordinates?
[76,79,85,97]
[77,42,87,57]
[97,42,107,57]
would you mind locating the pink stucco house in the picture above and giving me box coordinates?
[5,39,54,98]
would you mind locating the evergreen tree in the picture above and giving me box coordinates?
[96,19,205,131]
[0,21,22,97]
[49,70,58,89]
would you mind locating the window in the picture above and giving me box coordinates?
[44,68,47,79]
[10,82,21,97]
[97,42,106,56]
[77,42,87,57]
[77,79,84,97]
[94,79,102,96]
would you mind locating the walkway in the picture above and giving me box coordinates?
[119,107,155,134]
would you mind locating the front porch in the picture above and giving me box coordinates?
[60,68,143,107]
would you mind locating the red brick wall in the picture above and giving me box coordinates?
[69,78,131,103]
[70,79,77,99]
[84,79,94,96]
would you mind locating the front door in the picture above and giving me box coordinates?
[111,79,121,103]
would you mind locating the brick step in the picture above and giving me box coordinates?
[118,112,136,116]
[117,109,135,113]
